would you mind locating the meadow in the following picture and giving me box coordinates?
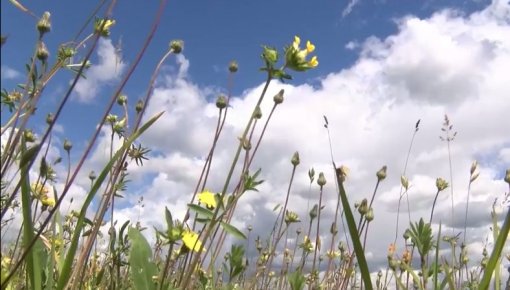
[1,2,509,289]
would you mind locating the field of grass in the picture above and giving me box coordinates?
[1,2,509,289]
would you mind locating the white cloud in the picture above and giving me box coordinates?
[1,65,21,80]
[73,38,126,103]
[77,0,510,277]
[342,0,361,18]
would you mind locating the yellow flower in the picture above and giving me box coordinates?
[94,19,116,37]
[308,56,318,68]
[306,41,315,53]
[198,190,217,209]
[31,182,49,198]
[41,196,56,207]
[293,35,301,49]
[182,230,205,252]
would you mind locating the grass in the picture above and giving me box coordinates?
[1,2,509,290]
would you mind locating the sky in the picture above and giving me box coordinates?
[1,0,510,280]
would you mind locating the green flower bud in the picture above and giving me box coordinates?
[247,225,253,232]
[1,35,7,47]
[358,198,368,215]
[262,46,278,65]
[216,95,227,109]
[36,42,49,61]
[401,175,409,190]
[239,137,251,150]
[135,100,144,114]
[170,40,183,53]
[291,151,300,166]
[106,114,118,124]
[228,60,238,73]
[24,129,36,142]
[365,207,374,221]
[505,169,510,185]
[63,139,72,152]
[403,229,411,240]
[336,165,349,182]
[308,167,315,183]
[253,106,262,119]
[273,89,284,104]
[296,228,302,235]
[117,94,127,106]
[94,19,116,37]
[436,177,449,192]
[37,12,51,35]
[317,172,326,187]
[330,222,338,235]
[376,165,387,181]
[89,171,97,181]
[46,113,54,125]
[309,204,318,220]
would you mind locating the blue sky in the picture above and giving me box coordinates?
[2,0,509,276]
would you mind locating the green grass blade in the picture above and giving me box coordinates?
[56,112,163,289]
[333,164,373,289]
[433,222,441,290]
[128,227,158,290]
[19,141,42,290]
[479,208,509,290]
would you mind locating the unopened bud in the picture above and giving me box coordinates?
[505,169,510,185]
[170,40,183,54]
[46,113,54,125]
[317,172,326,187]
[401,175,409,190]
[330,222,338,235]
[24,130,36,142]
[106,114,117,124]
[37,12,51,35]
[135,100,144,113]
[117,94,127,106]
[228,60,238,73]
[365,207,374,221]
[89,171,97,181]
[358,198,368,215]
[470,160,478,175]
[36,42,49,61]
[291,151,300,166]
[63,139,72,152]
[273,89,284,104]
[216,95,227,109]
[376,165,387,181]
[309,204,318,219]
[253,106,262,119]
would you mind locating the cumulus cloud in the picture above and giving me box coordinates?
[82,0,509,276]
[1,65,21,80]
[73,38,126,103]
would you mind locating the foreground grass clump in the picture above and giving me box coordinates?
[1,2,509,290]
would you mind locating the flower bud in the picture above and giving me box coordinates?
[317,172,326,187]
[253,106,262,119]
[106,114,118,124]
[309,204,318,220]
[291,151,300,166]
[365,207,374,221]
[296,228,302,235]
[330,222,338,235]
[401,175,409,190]
[89,171,97,181]
[216,95,227,109]
[24,129,36,142]
[358,199,369,215]
[273,89,284,104]
[505,169,510,185]
[46,113,54,125]
[262,46,278,65]
[228,60,238,73]
[403,229,411,240]
[436,177,449,192]
[135,100,144,114]
[376,165,387,181]
[239,137,251,150]
[470,160,478,175]
[247,225,253,232]
[36,41,49,61]
[37,12,51,35]
[170,40,183,53]
[336,165,349,182]
[63,139,72,152]
[117,94,127,106]
[285,210,300,224]
[94,19,116,37]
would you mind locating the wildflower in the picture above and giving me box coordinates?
[402,249,411,264]
[505,169,510,184]
[387,243,396,258]
[300,235,314,252]
[436,177,449,192]
[326,250,341,259]
[284,35,318,71]
[36,11,51,35]
[198,190,217,209]
[376,165,387,181]
[182,230,205,252]
[41,196,56,207]
[284,210,300,224]
[291,151,300,166]
[36,41,49,62]
[401,175,409,190]
[94,18,116,37]
[228,60,238,73]
[31,182,49,199]
[317,172,326,187]
[336,165,349,182]
[216,95,228,109]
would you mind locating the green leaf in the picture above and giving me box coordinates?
[128,227,157,290]
[288,271,306,290]
[333,162,373,289]
[220,222,247,240]
[187,204,214,219]
[20,144,40,168]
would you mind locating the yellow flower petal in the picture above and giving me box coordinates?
[182,230,205,252]
[41,197,56,207]
[198,190,217,209]
[308,56,318,67]
[293,35,301,50]
[306,41,315,53]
